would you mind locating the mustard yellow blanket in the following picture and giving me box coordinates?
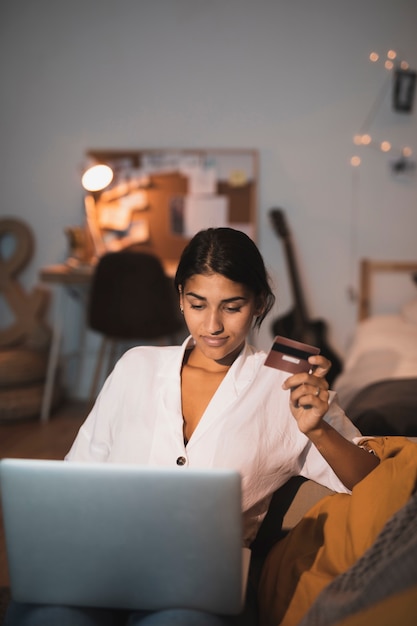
[258,437,417,626]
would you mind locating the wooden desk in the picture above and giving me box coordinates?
[39,258,179,421]
[40,258,178,284]
[39,264,93,421]
[39,263,94,285]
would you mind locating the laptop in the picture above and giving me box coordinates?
[0,458,249,615]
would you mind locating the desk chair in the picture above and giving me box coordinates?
[88,250,186,403]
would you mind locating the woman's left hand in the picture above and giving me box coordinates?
[282,355,331,434]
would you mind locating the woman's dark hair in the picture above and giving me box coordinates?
[175,228,275,329]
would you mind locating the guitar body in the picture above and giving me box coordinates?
[270,209,343,386]
[272,309,326,348]
[271,313,342,385]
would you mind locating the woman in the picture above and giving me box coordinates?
[5,228,378,626]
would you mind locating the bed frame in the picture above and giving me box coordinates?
[358,259,417,321]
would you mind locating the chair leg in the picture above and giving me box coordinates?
[105,340,119,380]
[89,337,109,407]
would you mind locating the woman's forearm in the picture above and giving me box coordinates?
[307,421,380,490]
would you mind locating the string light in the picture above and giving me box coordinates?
[351,49,415,170]
[348,48,415,307]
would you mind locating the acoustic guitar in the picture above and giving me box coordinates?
[270,208,342,386]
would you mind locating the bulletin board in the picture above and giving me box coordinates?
[85,148,259,262]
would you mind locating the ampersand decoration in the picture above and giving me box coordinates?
[0,218,60,421]
[0,218,51,349]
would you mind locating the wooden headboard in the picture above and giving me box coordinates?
[358,259,417,321]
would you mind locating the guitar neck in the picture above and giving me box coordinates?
[282,236,309,325]
[270,208,344,383]
[270,208,310,331]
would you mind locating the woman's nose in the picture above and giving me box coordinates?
[205,310,224,335]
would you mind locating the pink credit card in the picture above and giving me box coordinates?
[264,335,320,374]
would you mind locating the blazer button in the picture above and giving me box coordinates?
[176,456,187,466]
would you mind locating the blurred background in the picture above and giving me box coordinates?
[1,0,416,400]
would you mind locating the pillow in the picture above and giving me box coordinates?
[401,297,417,324]
[258,437,417,626]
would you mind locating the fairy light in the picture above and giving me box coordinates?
[350,50,415,169]
[349,47,415,308]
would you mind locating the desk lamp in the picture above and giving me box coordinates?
[81,163,114,259]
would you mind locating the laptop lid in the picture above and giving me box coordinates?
[0,458,247,615]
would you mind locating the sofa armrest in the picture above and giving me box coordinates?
[283,481,334,529]
[283,437,417,528]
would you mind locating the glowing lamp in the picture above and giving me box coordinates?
[81,164,114,192]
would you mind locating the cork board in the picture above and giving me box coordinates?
[85,149,258,261]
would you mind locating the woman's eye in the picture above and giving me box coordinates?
[187,303,242,312]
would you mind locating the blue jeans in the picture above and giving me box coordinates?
[3,603,234,625]
[4,550,261,625]
[3,551,261,625]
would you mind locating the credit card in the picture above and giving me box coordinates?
[264,335,320,374]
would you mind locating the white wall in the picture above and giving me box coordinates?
[1,0,416,397]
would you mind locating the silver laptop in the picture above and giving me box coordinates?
[0,458,249,615]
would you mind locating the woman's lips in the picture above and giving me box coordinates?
[201,336,229,347]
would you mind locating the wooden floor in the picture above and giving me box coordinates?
[0,399,88,587]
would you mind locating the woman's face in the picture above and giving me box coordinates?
[179,272,260,366]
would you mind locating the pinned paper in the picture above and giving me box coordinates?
[183,195,228,236]
[228,169,248,187]
[187,167,217,195]
[98,202,131,231]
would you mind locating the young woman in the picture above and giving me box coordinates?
[5,228,378,626]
